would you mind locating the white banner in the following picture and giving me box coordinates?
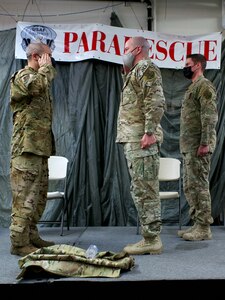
[15,21,222,69]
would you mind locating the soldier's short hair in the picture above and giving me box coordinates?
[186,54,207,71]
[26,42,48,59]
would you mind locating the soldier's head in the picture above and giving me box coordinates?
[186,54,207,71]
[26,41,52,70]
[122,36,149,73]
[183,53,206,80]
[26,42,51,60]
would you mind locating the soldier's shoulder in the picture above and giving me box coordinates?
[199,76,213,85]
[18,67,32,77]
[137,59,157,70]
[11,67,27,79]
[200,77,216,91]
[11,67,33,84]
[197,77,216,99]
[136,59,159,78]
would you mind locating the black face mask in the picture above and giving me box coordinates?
[51,57,56,68]
[183,66,193,79]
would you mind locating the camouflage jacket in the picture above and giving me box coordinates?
[116,59,165,149]
[17,244,135,279]
[10,64,56,158]
[180,75,218,153]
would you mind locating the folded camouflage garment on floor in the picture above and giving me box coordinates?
[17,244,135,279]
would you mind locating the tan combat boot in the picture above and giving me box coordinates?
[182,224,212,241]
[31,237,55,248]
[123,236,163,255]
[177,223,196,238]
[10,244,39,256]
[30,224,55,248]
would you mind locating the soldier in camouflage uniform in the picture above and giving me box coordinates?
[116,36,165,255]
[178,54,218,241]
[10,42,57,256]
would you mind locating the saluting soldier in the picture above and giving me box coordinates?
[10,41,57,256]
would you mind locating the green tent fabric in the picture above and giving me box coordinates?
[17,244,135,279]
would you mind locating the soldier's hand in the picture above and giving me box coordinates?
[38,53,52,67]
[140,133,157,149]
[197,145,209,156]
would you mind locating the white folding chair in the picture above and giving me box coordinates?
[136,157,182,234]
[39,155,70,236]
[159,157,182,229]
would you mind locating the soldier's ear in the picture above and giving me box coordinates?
[33,53,41,61]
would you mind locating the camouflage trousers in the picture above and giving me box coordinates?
[182,152,214,225]
[10,153,48,247]
[123,143,162,239]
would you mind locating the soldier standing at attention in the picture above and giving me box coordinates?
[10,41,57,256]
[178,54,218,241]
[116,36,166,255]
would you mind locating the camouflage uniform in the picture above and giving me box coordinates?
[10,64,56,248]
[17,244,135,279]
[116,59,165,239]
[180,75,218,226]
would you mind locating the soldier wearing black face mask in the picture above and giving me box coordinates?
[183,65,194,79]
[179,54,218,241]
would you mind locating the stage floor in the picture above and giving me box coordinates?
[1,225,225,290]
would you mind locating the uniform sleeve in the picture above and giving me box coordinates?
[25,64,56,95]
[137,64,165,134]
[199,82,218,145]
[11,65,56,104]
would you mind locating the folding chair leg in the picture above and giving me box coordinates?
[178,198,181,230]
[60,212,64,236]
[66,205,70,231]
[60,199,65,236]
[60,198,71,236]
